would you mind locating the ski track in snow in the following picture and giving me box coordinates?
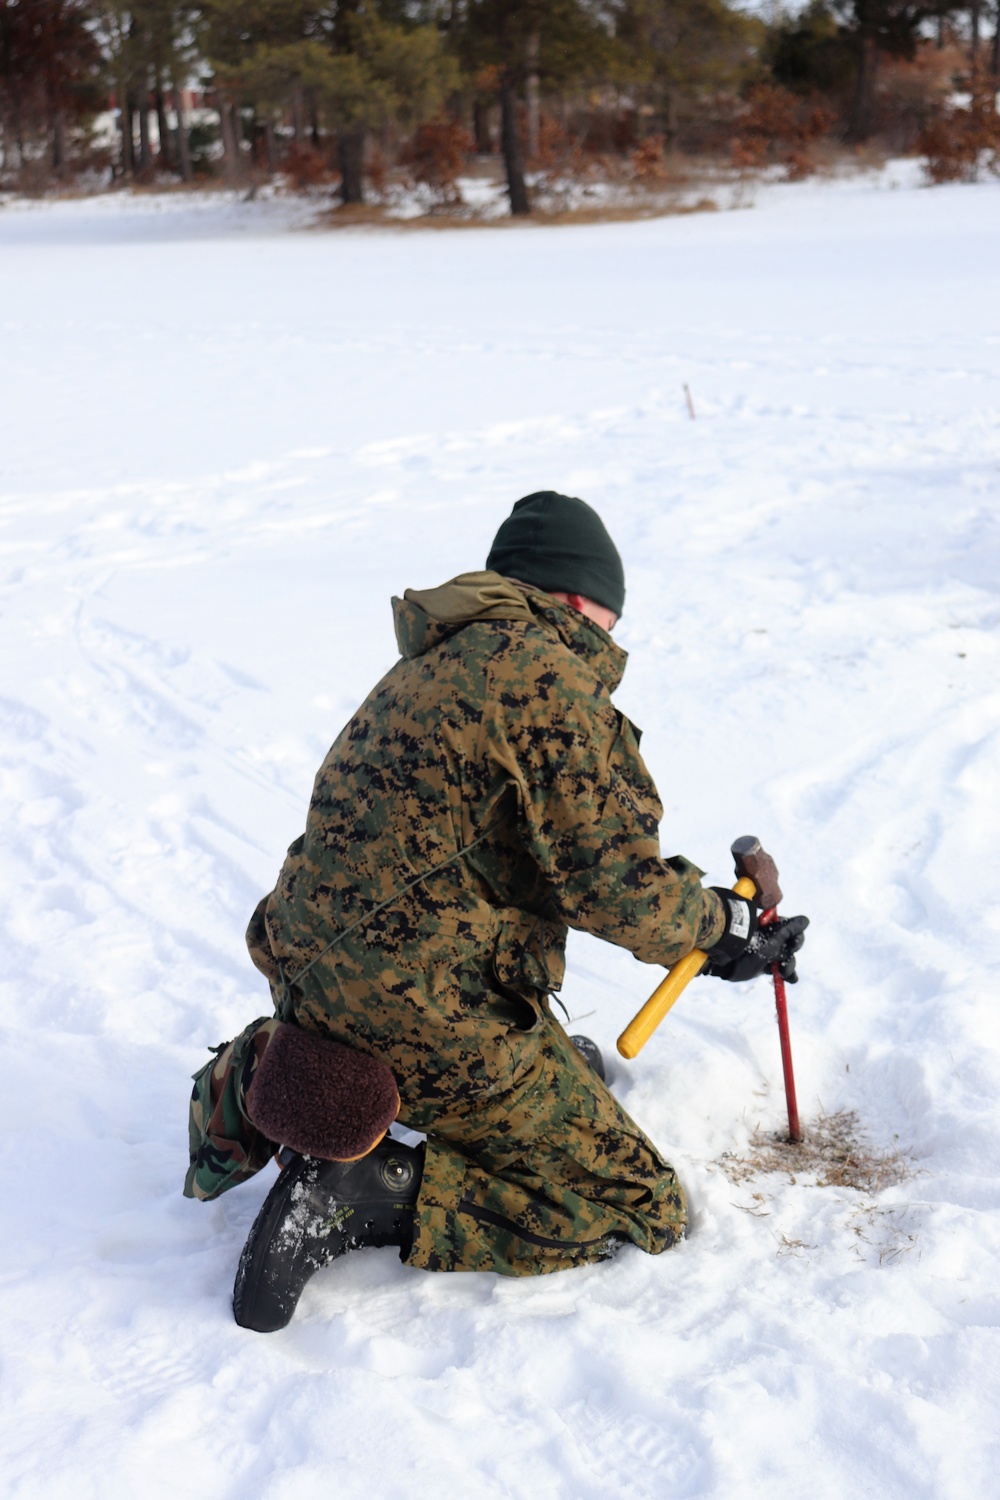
[1,168,999,1498]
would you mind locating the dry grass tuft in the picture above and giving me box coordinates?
[718,1109,913,1196]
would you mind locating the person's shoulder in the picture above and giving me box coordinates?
[478,613,570,667]
[484,618,613,716]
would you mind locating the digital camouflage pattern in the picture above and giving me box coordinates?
[184,1017,281,1200]
[244,571,724,1269]
[411,1006,687,1273]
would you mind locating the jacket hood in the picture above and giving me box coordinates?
[392,570,627,692]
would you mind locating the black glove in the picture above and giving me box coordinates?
[703,901,809,984]
[704,887,758,963]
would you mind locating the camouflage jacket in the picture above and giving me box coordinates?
[246,572,725,1127]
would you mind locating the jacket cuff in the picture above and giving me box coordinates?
[705,887,757,960]
[697,888,728,951]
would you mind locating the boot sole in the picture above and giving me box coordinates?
[233,1156,349,1332]
[232,1150,415,1332]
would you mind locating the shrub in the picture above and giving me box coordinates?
[576,107,637,156]
[629,136,671,185]
[403,112,473,203]
[919,79,1000,183]
[530,111,592,178]
[280,143,335,188]
[731,81,835,177]
[874,43,966,152]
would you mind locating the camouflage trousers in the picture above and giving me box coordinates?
[406,1014,687,1275]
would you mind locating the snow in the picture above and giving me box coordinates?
[2,166,999,1499]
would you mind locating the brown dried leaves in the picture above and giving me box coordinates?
[717,1109,913,1197]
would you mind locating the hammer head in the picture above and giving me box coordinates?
[731,835,783,909]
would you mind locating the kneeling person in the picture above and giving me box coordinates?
[226,491,806,1330]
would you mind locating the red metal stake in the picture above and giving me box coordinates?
[760,906,802,1143]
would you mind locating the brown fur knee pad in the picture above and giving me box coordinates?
[244,1023,399,1162]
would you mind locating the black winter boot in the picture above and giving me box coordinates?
[232,1138,422,1333]
[569,1034,606,1081]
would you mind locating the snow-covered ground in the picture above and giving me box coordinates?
[1,168,999,1499]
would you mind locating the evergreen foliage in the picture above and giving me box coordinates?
[767,1,856,98]
[1,0,104,177]
[0,0,997,200]
[832,0,963,139]
[617,0,759,147]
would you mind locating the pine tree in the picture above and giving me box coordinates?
[617,0,757,149]
[0,0,102,178]
[93,0,199,179]
[449,0,618,215]
[831,0,959,140]
[200,0,455,199]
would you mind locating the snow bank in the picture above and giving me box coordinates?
[1,170,999,1499]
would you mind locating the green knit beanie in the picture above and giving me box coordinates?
[486,492,625,617]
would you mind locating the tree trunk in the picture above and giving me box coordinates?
[845,33,878,142]
[525,30,540,161]
[292,85,306,143]
[264,118,277,175]
[662,88,678,149]
[992,6,1000,76]
[155,83,172,170]
[174,89,193,182]
[473,99,493,153]
[500,78,530,215]
[13,96,26,171]
[971,0,981,63]
[339,129,365,202]
[219,99,242,185]
[310,102,320,149]
[138,87,152,175]
[51,108,66,175]
[120,97,134,176]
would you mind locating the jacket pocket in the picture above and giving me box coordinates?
[492,909,567,997]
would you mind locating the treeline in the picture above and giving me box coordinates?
[1,0,998,206]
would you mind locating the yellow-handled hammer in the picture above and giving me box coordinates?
[617,836,783,1059]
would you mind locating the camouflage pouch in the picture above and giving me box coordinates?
[183,1016,282,1201]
